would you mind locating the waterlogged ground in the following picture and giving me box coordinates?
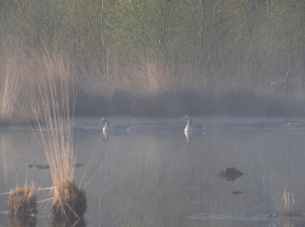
[1,116,305,226]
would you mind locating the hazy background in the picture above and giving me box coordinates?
[0,0,305,119]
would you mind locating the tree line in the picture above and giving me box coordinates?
[1,0,305,93]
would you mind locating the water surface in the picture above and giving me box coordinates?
[1,116,305,227]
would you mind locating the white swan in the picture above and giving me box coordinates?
[182,115,204,132]
[100,117,133,134]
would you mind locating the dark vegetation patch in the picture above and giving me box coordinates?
[52,179,87,220]
[73,88,305,118]
[27,163,83,170]
[52,217,86,227]
[8,214,37,227]
[216,167,244,181]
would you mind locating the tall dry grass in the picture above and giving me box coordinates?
[75,53,180,115]
[0,47,22,125]
[282,190,299,216]
[17,47,86,219]
[2,41,305,120]
[72,51,305,117]
[20,48,75,181]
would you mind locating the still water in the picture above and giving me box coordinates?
[1,116,305,227]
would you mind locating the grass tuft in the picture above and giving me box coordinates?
[52,178,87,220]
[8,185,37,215]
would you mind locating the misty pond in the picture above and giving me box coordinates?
[1,116,305,227]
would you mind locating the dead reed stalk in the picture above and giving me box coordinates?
[282,190,299,216]
[0,51,22,126]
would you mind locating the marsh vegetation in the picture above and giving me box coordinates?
[4,46,87,224]
[8,185,37,215]
[0,1,304,121]
[0,0,305,226]
[0,116,305,226]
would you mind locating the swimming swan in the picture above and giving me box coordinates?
[182,115,204,132]
[100,117,133,134]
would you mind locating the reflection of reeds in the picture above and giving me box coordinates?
[8,213,37,227]
[52,216,86,227]
[282,190,299,216]
[0,132,13,181]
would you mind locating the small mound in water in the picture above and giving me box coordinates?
[232,190,243,195]
[35,164,50,169]
[9,214,36,227]
[52,178,87,220]
[216,167,243,181]
[8,186,37,215]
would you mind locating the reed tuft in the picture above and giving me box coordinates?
[8,185,37,215]
[19,47,87,219]
[52,178,87,219]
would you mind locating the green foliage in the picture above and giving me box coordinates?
[0,0,305,94]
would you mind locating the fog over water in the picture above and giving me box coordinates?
[1,116,305,227]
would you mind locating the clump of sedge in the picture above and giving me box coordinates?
[52,178,87,220]
[8,185,37,215]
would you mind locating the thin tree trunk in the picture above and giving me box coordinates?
[238,25,243,79]
[101,0,104,46]
[285,53,291,94]
[302,53,305,88]
[285,32,292,94]
[200,0,205,82]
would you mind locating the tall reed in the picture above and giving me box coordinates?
[20,47,86,219]
[282,190,299,216]
[0,49,22,125]
[21,48,74,180]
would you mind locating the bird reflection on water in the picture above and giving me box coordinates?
[183,131,205,147]
[100,130,109,145]
[99,117,134,145]
[100,117,133,134]
[182,115,205,147]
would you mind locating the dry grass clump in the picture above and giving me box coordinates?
[8,185,37,215]
[75,53,178,115]
[52,178,87,219]
[8,214,36,227]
